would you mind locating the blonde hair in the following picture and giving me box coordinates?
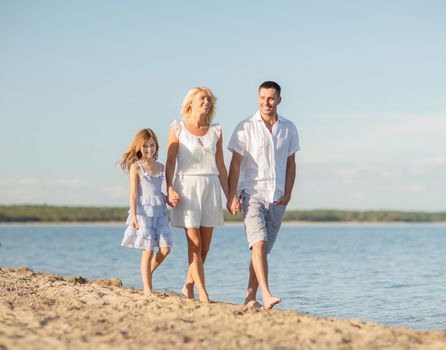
[119,128,159,173]
[181,86,217,124]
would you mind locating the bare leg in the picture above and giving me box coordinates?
[140,249,154,296]
[184,228,209,302]
[244,259,262,308]
[251,241,280,309]
[151,247,171,273]
[183,227,213,299]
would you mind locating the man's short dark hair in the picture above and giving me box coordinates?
[259,81,281,96]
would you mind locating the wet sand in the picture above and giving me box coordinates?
[1,267,445,349]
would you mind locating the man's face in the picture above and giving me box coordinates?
[258,88,281,118]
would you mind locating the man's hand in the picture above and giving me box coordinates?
[227,195,242,215]
[273,194,290,206]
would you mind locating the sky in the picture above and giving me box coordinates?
[0,0,445,211]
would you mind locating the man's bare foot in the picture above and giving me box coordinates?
[182,283,194,299]
[143,288,152,297]
[244,299,263,309]
[263,296,281,310]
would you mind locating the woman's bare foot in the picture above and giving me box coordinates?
[143,288,152,297]
[198,292,210,303]
[263,296,281,310]
[182,283,194,299]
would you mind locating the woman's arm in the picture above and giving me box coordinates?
[215,132,229,199]
[165,127,180,207]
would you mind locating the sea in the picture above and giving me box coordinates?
[0,223,445,331]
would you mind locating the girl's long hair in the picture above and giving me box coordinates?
[119,128,159,173]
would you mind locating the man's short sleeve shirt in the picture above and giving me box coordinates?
[227,111,300,202]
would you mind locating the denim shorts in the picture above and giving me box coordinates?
[241,191,287,254]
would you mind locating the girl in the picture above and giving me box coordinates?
[120,128,172,296]
[166,87,229,302]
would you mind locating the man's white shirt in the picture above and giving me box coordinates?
[227,111,300,203]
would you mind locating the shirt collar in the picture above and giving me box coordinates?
[255,110,282,123]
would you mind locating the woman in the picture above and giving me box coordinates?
[166,87,228,302]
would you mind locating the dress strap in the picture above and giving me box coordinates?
[170,120,182,138]
[157,162,164,178]
[137,161,149,178]
[212,123,222,138]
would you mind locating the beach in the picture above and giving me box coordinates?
[1,267,445,349]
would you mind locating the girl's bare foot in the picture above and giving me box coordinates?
[182,283,194,299]
[263,296,281,310]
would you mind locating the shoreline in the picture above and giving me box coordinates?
[1,221,446,227]
[1,267,445,349]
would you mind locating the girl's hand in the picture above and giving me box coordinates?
[131,216,139,230]
[167,188,181,208]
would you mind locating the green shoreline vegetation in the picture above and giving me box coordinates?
[0,205,445,223]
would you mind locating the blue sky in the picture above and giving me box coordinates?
[1,1,445,211]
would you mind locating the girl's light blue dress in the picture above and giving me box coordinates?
[121,161,172,250]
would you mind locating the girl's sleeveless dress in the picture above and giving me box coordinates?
[121,162,172,250]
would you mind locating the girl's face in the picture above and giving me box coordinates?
[191,91,211,115]
[140,138,157,160]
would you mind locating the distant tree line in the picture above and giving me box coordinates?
[0,205,445,223]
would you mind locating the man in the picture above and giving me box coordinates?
[227,81,300,309]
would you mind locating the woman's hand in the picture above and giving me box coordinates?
[226,194,241,215]
[167,187,181,208]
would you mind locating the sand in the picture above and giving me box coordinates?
[1,267,445,350]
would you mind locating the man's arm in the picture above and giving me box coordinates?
[274,153,296,206]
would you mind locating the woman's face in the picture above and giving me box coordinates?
[191,91,212,116]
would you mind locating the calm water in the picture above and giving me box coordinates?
[0,223,445,331]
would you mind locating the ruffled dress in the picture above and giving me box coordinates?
[121,162,172,250]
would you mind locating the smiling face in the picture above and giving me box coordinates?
[181,87,216,123]
[191,91,212,116]
[258,87,281,118]
[140,137,157,161]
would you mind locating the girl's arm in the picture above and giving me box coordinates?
[165,127,180,207]
[215,132,229,200]
[129,163,140,229]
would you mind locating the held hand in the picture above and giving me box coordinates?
[227,195,242,216]
[167,188,181,208]
[234,197,242,214]
[273,195,290,206]
[226,198,233,213]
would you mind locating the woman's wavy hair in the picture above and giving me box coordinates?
[181,86,217,124]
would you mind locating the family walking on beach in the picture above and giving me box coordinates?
[119,81,300,310]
